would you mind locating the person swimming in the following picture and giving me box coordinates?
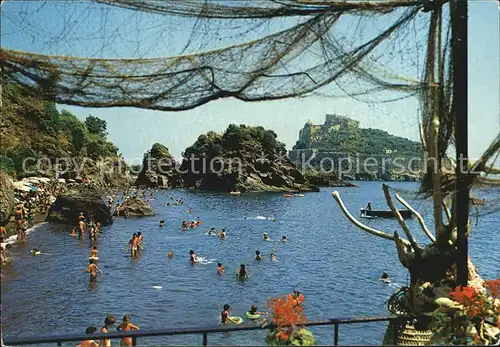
[247,304,268,317]
[208,227,217,236]
[281,235,288,243]
[217,262,224,276]
[380,272,391,283]
[168,251,174,258]
[159,220,165,227]
[77,326,98,347]
[255,250,263,261]
[89,245,99,261]
[219,229,226,240]
[270,252,277,261]
[189,250,197,264]
[30,248,41,256]
[220,304,238,325]
[263,232,270,241]
[236,263,248,279]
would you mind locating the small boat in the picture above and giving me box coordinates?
[294,194,305,197]
[229,191,241,195]
[283,194,293,198]
[360,208,413,219]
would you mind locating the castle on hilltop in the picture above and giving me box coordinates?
[296,114,360,149]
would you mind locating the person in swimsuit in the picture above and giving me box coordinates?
[14,204,25,240]
[220,304,238,325]
[189,250,197,264]
[236,264,249,279]
[99,315,116,347]
[168,250,174,258]
[217,262,224,276]
[281,235,288,243]
[136,232,143,252]
[77,326,99,347]
[128,234,138,258]
[270,253,277,261]
[255,250,263,261]
[78,218,86,239]
[70,227,77,237]
[83,258,98,282]
[89,245,99,261]
[159,220,165,228]
[116,315,140,347]
[263,232,270,241]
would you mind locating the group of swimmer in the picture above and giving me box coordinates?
[77,314,140,347]
[181,217,202,230]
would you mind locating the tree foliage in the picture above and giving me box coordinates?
[85,115,108,138]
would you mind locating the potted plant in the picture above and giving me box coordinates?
[429,279,500,345]
[265,292,315,346]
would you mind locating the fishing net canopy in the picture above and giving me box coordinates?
[0,0,498,202]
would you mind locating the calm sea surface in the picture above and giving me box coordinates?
[1,182,498,345]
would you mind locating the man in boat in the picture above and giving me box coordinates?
[366,202,372,211]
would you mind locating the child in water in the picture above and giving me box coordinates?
[220,304,239,325]
[236,264,249,279]
[69,227,77,237]
[116,315,140,347]
[255,250,263,261]
[189,250,197,264]
[76,326,98,347]
[247,304,268,317]
[217,262,224,276]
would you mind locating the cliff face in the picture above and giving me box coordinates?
[135,143,182,188]
[0,171,15,225]
[290,114,423,181]
[181,125,319,192]
[0,84,131,189]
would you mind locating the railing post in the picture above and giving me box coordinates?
[203,332,208,346]
[333,323,339,346]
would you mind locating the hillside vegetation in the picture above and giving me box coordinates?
[0,84,129,186]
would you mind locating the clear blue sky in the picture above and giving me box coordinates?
[1,1,498,164]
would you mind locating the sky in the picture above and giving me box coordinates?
[1,0,498,164]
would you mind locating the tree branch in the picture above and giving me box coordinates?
[395,193,436,243]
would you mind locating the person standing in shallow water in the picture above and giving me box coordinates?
[77,326,99,347]
[83,258,98,282]
[116,315,140,347]
[99,315,116,347]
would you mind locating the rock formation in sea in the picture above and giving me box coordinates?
[303,170,358,187]
[0,171,15,225]
[180,124,319,193]
[289,114,423,181]
[119,197,155,216]
[45,187,113,226]
[134,143,182,188]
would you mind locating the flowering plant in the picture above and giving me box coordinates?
[265,293,315,346]
[430,279,500,345]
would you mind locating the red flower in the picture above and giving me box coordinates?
[449,286,477,305]
[485,279,500,298]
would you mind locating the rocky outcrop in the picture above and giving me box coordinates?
[45,187,113,226]
[119,197,155,216]
[135,143,182,188]
[0,171,15,225]
[181,125,319,193]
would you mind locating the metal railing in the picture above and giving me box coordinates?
[2,315,406,346]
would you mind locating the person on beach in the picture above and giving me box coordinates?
[83,258,99,282]
[99,315,116,347]
[217,262,224,276]
[116,315,140,347]
[89,245,99,261]
[189,250,197,264]
[77,326,99,347]
[236,264,248,279]
[255,250,263,261]
[220,304,238,325]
